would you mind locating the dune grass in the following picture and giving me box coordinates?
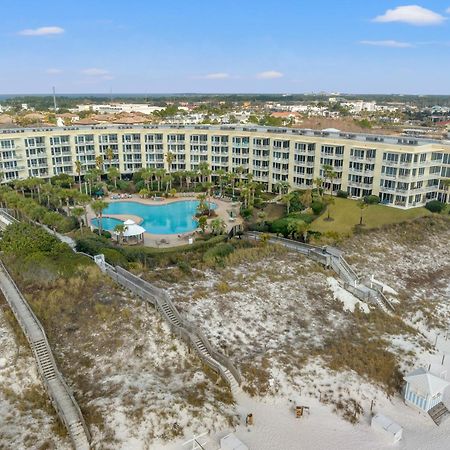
[311,197,431,234]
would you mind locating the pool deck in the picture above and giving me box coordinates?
[88,193,242,248]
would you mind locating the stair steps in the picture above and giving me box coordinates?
[429,402,450,426]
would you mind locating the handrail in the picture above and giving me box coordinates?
[245,231,392,312]
[106,264,241,387]
[0,259,91,449]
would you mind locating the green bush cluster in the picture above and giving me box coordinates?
[203,242,235,265]
[75,232,228,267]
[336,190,348,198]
[364,195,380,205]
[0,222,89,279]
[311,201,326,215]
[425,200,445,213]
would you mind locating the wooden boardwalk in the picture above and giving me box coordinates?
[0,260,91,450]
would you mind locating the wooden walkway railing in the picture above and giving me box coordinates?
[101,261,241,389]
[245,231,394,312]
[0,259,91,450]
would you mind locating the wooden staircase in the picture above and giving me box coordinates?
[429,402,450,426]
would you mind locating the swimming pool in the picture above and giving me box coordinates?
[93,200,216,234]
[91,217,124,230]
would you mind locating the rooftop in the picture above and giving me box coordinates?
[0,124,449,148]
[404,367,450,397]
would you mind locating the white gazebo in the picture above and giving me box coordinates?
[114,219,146,244]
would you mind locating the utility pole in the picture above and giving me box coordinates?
[52,86,57,112]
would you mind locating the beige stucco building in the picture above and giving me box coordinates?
[0,124,449,209]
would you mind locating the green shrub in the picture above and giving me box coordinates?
[270,218,291,237]
[425,200,445,213]
[287,212,315,224]
[240,207,253,220]
[102,248,129,267]
[248,222,270,232]
[364,195,380,205]
[93,229,112,239]
[203,242,235,263]
[311,201,325,215]
[337,190,348,198]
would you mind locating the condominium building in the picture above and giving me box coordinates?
[1,124,449,209]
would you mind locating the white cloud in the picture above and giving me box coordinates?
[373,5,446,26]
[447,8,450,14]
[46,68,63,74]
[19,26,65,36]
[360,40,413,48]
[202,72,230,79]
[256,70,284,79]
[81,68,110,76]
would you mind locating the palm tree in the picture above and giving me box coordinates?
[323,164,337,195]
[114,223,127,243]
[324,196,335,221]
[301,189,313,209]
[75,160,82,192]
[198,215,208,233]
[165,151,175,176]
[276,181,290,196]
[72,207,85,233]
[155,168,166,192]
[185,171,196,190]
[288,220,310,242]
[215,169,226,196]
[357,200,368,226]
[91,199,108,235]
[76,193,91,227]
[209,218,226,235]
[85,169,99,196]
[95,155,104,178]
[227,172,237,197]
[282,192,294,215]
[197,193,208,215]
[106,147,115,168]
[314,177,323,198]
[107,167,120,189]
[198,162,210,184]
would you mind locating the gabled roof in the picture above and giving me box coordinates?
[404,367,450,396]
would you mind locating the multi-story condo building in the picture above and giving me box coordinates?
[1,125,449,209]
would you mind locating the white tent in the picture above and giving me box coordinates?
[114,219,146,243]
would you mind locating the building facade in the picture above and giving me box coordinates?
[1,124,449,209]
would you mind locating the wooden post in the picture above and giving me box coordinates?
[295,406,303,418]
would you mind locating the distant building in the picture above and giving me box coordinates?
[76,103,164,115]
[404,368,449,412]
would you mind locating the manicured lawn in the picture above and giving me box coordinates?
[311,197,431,234]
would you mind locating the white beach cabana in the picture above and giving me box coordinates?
[113,219,146,244]
[403,367,450,412]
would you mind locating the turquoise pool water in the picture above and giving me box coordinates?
[91,217,124,230]
[92,200,216,234]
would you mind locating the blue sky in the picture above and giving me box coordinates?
[1,1,450,94]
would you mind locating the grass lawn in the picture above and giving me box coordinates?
[311,197,431,234]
